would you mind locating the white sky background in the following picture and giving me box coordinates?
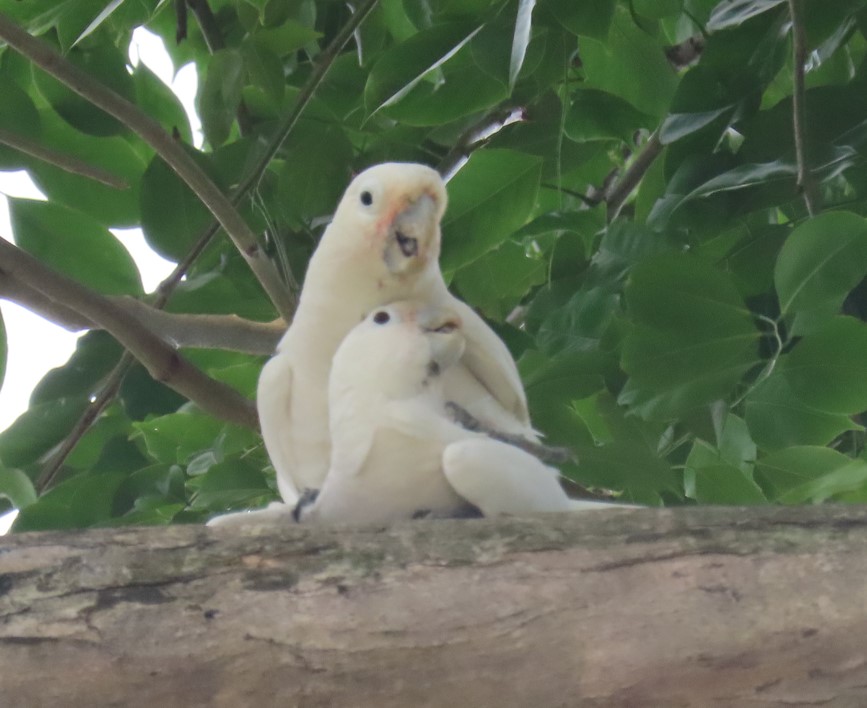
[0,29,202,533]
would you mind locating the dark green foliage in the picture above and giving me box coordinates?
[2,0,867,529]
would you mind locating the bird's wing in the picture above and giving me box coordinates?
[256,353,301,504]
[450,298,530,425]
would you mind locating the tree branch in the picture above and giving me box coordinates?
[0,271,284,354]
[0,11,295,321]
[0,127,128,189]
[605,130,663,220]
[437,106,526,181]
[0,239,257,428]
[3,506,867,705]
[35,353,135,493]
[788,0,821,216]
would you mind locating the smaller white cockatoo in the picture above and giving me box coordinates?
[257,163,536,508]
[294,301,626,524]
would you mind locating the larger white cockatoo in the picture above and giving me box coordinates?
[295,301,625,524]
[258,163,534,506]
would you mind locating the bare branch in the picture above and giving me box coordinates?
[0,12,295,321]
[119,298,284,354]
[0,127,129,189]
[605,130,663,220]
[788,0,821,216]
[0,239,257,428]
[0,271,284,354]
[437,106,526,181]
[0,270,93,330]
[35,353,135,493]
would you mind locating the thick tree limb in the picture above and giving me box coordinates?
[0,272,284,354]
[0,239,257,428]
[0,11,295,321]
[1,506,867,706]
[788,0,821,216]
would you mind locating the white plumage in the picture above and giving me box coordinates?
[258,163,534,506]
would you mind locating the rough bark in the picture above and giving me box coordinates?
[1,506,866,707]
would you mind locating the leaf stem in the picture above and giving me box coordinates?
[788,0,821,216]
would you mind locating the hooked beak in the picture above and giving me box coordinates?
[384,193,438,272]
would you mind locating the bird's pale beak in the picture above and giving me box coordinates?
[383,193,438,274]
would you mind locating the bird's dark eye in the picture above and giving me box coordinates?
[360,190,373,206]
[373,311,390,325]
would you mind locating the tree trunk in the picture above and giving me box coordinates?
[1,506,866,707]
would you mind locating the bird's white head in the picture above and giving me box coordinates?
[326,162,448,277]
[330,300,465,402]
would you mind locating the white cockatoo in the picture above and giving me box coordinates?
[295,301,626,524]
[258,163,534,506]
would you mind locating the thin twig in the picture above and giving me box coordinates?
[0,239,257,428]
[605,130,663,220]
[237,0,380,198]
[437,106,526,181]
[788,0,821,216]
[0,127,128,189]
[36,353,134,493]
[0,12,295,321]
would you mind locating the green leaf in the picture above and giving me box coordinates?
[33,42,135,137]
[10,199,143,295]
[783,316,867,414]
[753,444,867,504]
[190,458,274,512]
[139,152,211,261]
[131,412,225,466]
[622,254,759,414]
[0,74,41,170]
[452,241,546,320]
[364,21,482,114]
[685,461,766,504]
[133,62,193,144]
[0,397,89,468]
[277,120,353,223]
[745,371,861,450]
[13,471,128,531]
[251,20,322,57]
[71,0,126,47]
[543,0,616,39]
[775,212,867,335]
[579,6,678,118]
[707,0,787,32]
[28,110,146,228]
[0,468,37,509]
[441,149,543,273]
[510,0,536,89]
[383,45,509,126]
[197,49,246,148]
[565,89,655,144]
